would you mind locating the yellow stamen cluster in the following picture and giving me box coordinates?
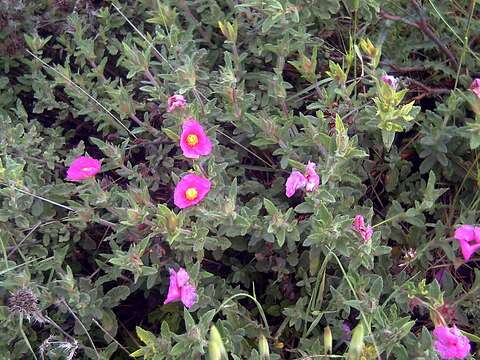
[185,187,198,200]
[186,134,199,146]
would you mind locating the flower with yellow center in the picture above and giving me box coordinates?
[185,187,198,201]
[186,134,199,146]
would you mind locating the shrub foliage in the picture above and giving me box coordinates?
[1,0,480,359]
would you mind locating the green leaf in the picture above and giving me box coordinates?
[136,326,156,345]
[130,348,145,357]
[263,198,278,215]
[381,130,395,151]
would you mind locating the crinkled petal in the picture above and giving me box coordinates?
[174,173,211,209]
[175,267,190,287]
[459,239,480,261]
[433,326,471,360]
[167,95,186,112]
[454,225,475,243]
[180,283,197,308]
[380,74,398,88]
[353,215,366,231]
[469,79,480,99]
[285,171,307,198]
[362,225,373,242]
[164,269,181,305]
[305,161,320,192]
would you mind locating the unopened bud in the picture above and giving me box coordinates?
[258,334,270,359]
[347,323,365,360]
[324,326,332,354]
[209,325,226,360]
[166,214,177,233]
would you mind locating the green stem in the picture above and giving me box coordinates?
[215,292,270,335]
[303,254,330,338]
[328,250,381,360]
[19,315,38,360]
[61,299,100,359]
[427,0,480,63]
[372,213,402,228]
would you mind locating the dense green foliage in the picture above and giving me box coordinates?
[1,0,480,359]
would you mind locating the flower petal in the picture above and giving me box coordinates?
[285,171,307,198]
[180,283,197,308]
[66,156,101,182]
[179,118,212,159]
[174,173,212,209]
[164,269,181,305]
[454,225,475,242]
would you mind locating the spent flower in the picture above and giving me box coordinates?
[167,94,187,112]
[285,161,320,197]
[469,79,480,99]
[454,224,480,261]
[380,74,398,89]
[352,215,373,242]
[164,267,197,308]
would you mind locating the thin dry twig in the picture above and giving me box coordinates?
[380,1,459,68]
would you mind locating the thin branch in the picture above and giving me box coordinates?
[61,299,99,359]
[380,2,459,67]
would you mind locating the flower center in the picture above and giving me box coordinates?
[185,188,198,201]
[186,134,199,146]
[81,167,94,172]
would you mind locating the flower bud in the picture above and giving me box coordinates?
[258,334,270,359]
[166,214,177,234]
[347,323,365,360]
[218,20,238,43]
[324,325,332,354]
[209,325,226,360]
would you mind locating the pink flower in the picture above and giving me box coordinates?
[164,268,197,308]
[469,79,480,99]
[433,326,470,360]
[285,171,307,198]
[305,161,320,192]
[285,161,320,197]
[167,94,187,112]
[174,173,211,209]
[66,156,101,181]
[380,74,398,88]
[352,215,373,242]
[179,118,213,159]
[454,224,480,261]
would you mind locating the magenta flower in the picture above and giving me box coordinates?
[285,171,307,198]
[380,74,398,89]
[454,224,480,261]
[174,173,211,209]
[433,326,471,360]
[305,161,320,192]
[285,161,320,197]
[66,156,101,181]
[352,215,373,242]
[164,268,197,308]
[469,79,480,99]
[167,94,187,112]
[179,118,212,159]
